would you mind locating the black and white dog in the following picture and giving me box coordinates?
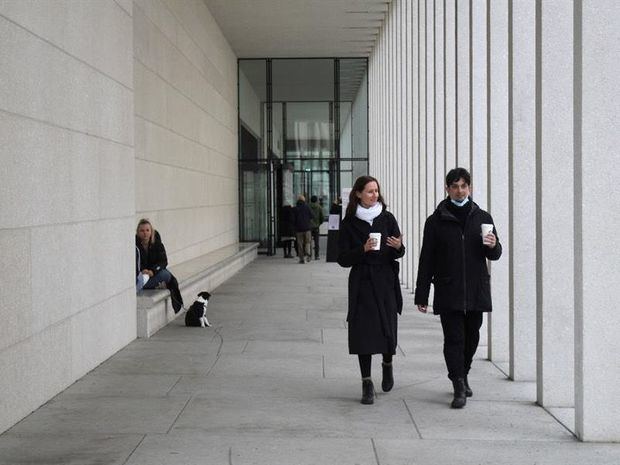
[184,291,211,327]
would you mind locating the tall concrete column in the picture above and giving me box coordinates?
[397,0,408,287]
[389,0,395,204]
[426,0,436,213]
[406,0,416,289]
[444,0,457,170]
[487,0,510,368]
[418,0,427,223]
[434,0,445,207]
[509,0,537,381]
[456,0,470,169]
[575,0,620,442]
[537,0,574,408]
[412,0,422,262]
[471,0,488,210]
[471,0,489,349]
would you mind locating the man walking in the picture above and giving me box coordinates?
[309,195,325,260]
[293,195,314,263]
[414,168,502,408]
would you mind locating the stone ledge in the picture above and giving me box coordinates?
[136,242,258,338]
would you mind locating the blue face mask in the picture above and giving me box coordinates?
[450,197,470,207]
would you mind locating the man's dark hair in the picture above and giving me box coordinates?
[445,167,471,186]
[311,195,318,203]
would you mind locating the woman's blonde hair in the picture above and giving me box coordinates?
[136,218,155,245]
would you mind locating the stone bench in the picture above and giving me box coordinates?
[136,242,258,338]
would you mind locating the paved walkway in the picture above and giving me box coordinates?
[2,254,620,464]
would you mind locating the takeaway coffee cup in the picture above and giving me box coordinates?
[481,223,494,242]
[369,232,381,250]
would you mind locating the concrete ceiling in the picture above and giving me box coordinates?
[202,0,392,58]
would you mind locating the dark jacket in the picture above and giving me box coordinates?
[414,198,502,314]
[280,205,295,237]
[338,208,405,354]
[309,201,325,230]
[135,230,168,275]
[293,200,313,233]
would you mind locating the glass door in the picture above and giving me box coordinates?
[238,58,368,254]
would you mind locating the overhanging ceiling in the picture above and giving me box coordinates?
[202,0,392,58]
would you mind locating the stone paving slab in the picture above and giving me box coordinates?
[62,373,181,397]
[171,390,418,439]
[0,433,144,465]
[373,438,620,465]
[9,395,190,435]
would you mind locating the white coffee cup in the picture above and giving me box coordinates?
[481,223,494,241]
[369,232,381,250]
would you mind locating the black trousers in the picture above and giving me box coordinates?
[439,311,483,381]
[311,228,320,258]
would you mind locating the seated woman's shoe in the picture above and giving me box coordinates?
[381,362,394,392]
[361,378,375,405]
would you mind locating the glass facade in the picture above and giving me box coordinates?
[238,58,368,254]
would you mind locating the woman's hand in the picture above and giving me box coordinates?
[417,305,428,313]
[387,235,402,250]
[363,237,377,252]
[141,269,154,277]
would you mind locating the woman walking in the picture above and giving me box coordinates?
[337,176,405,404]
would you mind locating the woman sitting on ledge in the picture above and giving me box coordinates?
[135,218,184,313]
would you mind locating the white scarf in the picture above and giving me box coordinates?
[355,202,383,225]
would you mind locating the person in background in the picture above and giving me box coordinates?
[414,167,502,408]
[280,203,296,258]
[309,195,325,260]
[135,219,184,313]
[293,195,314,264]
[337,176,405,405]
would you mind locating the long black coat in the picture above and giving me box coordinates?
[338,209,405,355]
[414,199,502,314]
[280,205,295,237]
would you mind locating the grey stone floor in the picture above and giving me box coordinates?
[2,254,620,465]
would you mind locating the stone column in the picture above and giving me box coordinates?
[406,0,416,289]
[487,0,510,368]
[537,0,574,408]
[456,0,470,169]
[575,0,620,442]
[418,0,427,223]
[509,0,537,381]
[471,0,489,350]
[444,0,457,170]
[471,0,488,211]
[412,0,422,263]
[426,0,436,214]
[434,0,446,207]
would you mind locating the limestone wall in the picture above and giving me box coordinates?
[0,0,136,433]
[133,0,239,264]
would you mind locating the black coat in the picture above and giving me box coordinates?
[280,205,295,237]
[414,199,502,314]
[338,209,405,354]
[293,201,313,232]
[135,230,168,275]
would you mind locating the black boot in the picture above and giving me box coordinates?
[168,276,184,314]
[381,362,394,392]
[464,375,473,397]
[361,379,375,405]
[451,378,467,409]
